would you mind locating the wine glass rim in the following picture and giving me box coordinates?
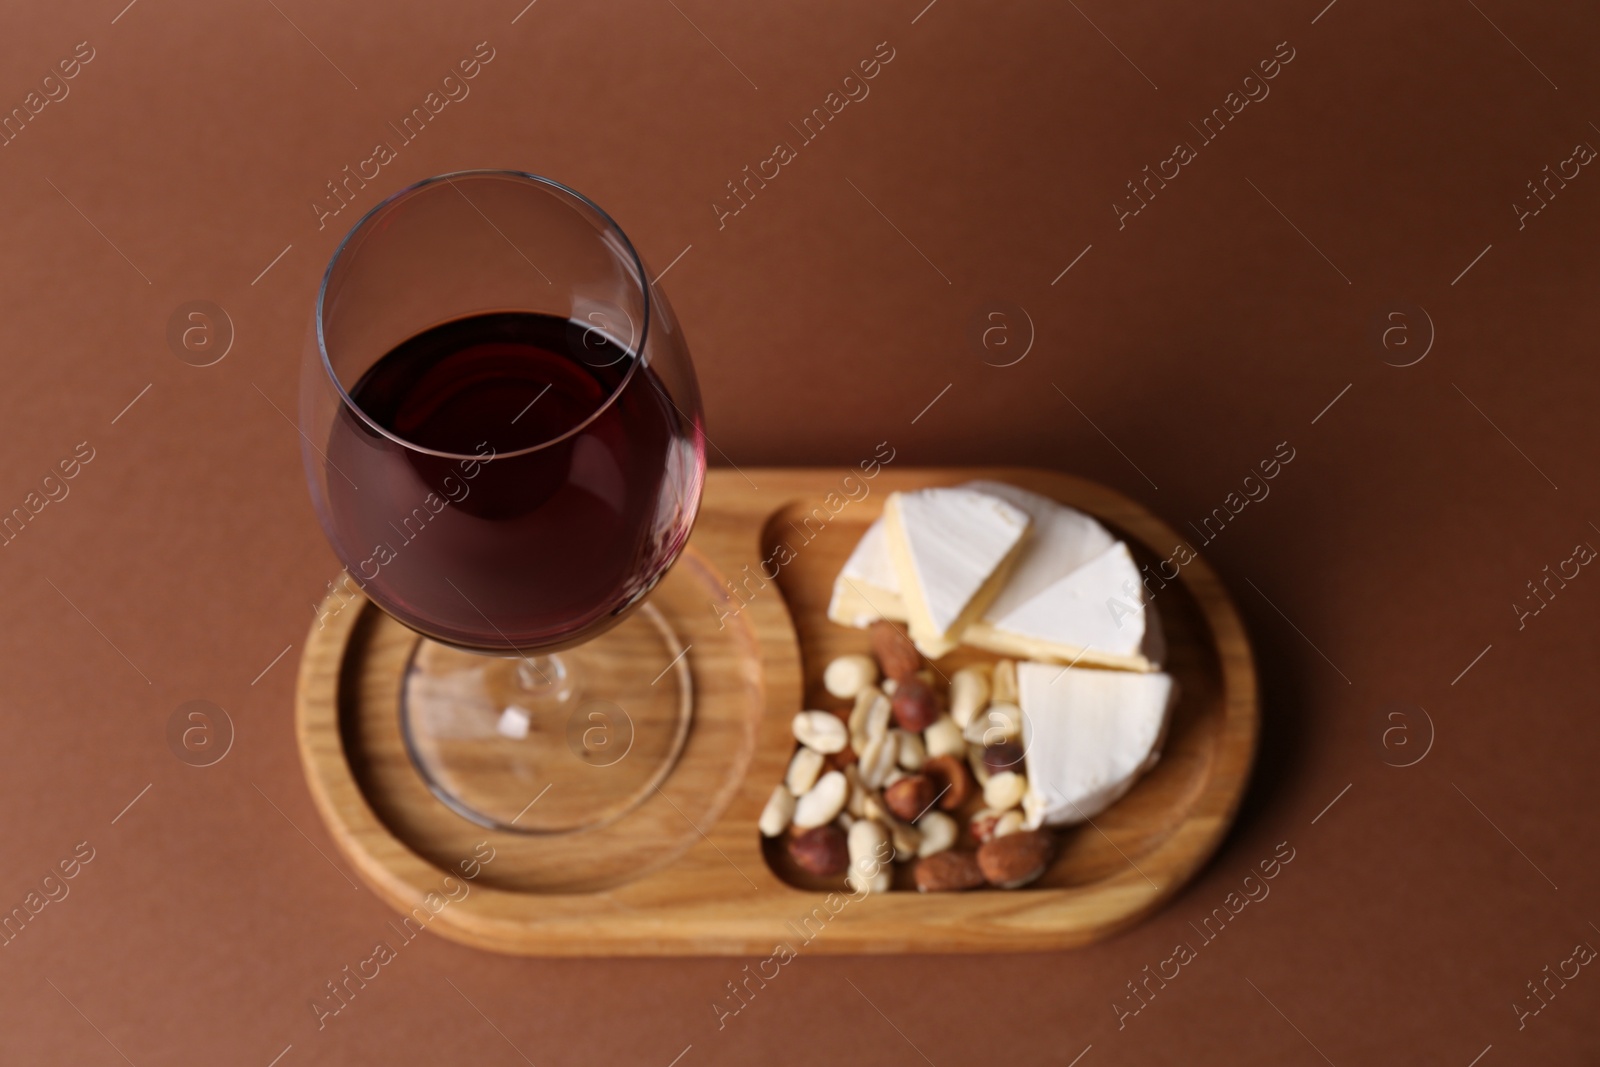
[314,168,655,461]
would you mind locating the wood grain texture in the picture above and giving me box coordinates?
[295,468,1258,955]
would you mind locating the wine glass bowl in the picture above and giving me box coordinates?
[300,171,705,833]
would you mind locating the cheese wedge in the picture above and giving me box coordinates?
[826,519,906,627]
[827,482,1108,629]
[966,541,1165,671]
[881,488,1030,658]
[963,481,1118,617]
[826,480,1163,670]
[1017,661,1174,827]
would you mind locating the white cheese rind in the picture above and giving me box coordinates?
[883,488,1030,657]
[961,480,1118,620]
[969,541,1163,671]
[826,519,907,627]
[1017,661,1174,827]
[826,481,1163,670]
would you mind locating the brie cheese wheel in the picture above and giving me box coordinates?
[882,488,1030,658]
[1018,661,1174,827]
[966,541,1165,672]
[826,480,1163,670]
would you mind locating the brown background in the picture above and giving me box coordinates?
[0,0,1596,1063]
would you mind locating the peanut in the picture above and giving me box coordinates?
[948,667,990,728]
[915,810,958,857]
[923,715,965,759]
[846,818,892,894]
[823,654,879,699]
[793,770,849,828]
[785,747,825,795]
[793,710,848,754]
[758,785,795,837]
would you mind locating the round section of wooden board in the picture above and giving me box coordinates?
[298,545,766,896]
[295,468,1257,955]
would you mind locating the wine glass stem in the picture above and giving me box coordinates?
[512,653,576,711]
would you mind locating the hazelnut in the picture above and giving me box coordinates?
[787,824,848,876]
[891,679,940,733]
[883,774,936,822]
[982,740,1026,774]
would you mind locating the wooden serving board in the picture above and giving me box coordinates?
[295,468,1258,955]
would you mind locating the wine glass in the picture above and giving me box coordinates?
[300,170,705,833]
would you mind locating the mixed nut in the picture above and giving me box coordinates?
[760,621,1056,893]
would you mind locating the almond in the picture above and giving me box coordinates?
[883,774,936,822]
[891,678,940,733]
[787,824,848,876]
[921,754,975,811]
[870,621,922,682]
[914,850,985,892]
[977,828,1054,888]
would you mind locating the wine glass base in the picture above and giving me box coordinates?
[400,602,692,834]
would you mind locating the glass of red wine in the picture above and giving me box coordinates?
[300,171,705,833]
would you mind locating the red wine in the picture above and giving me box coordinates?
[323,311,704,651]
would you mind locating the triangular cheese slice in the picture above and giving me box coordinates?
[965,541,1164,671]
[826,520,906,627]
[827,481,1163,670]
[1017,661,1174,827]
[964,480,1118,619]
[882,488,1030,658]
[827,481,1109,629]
